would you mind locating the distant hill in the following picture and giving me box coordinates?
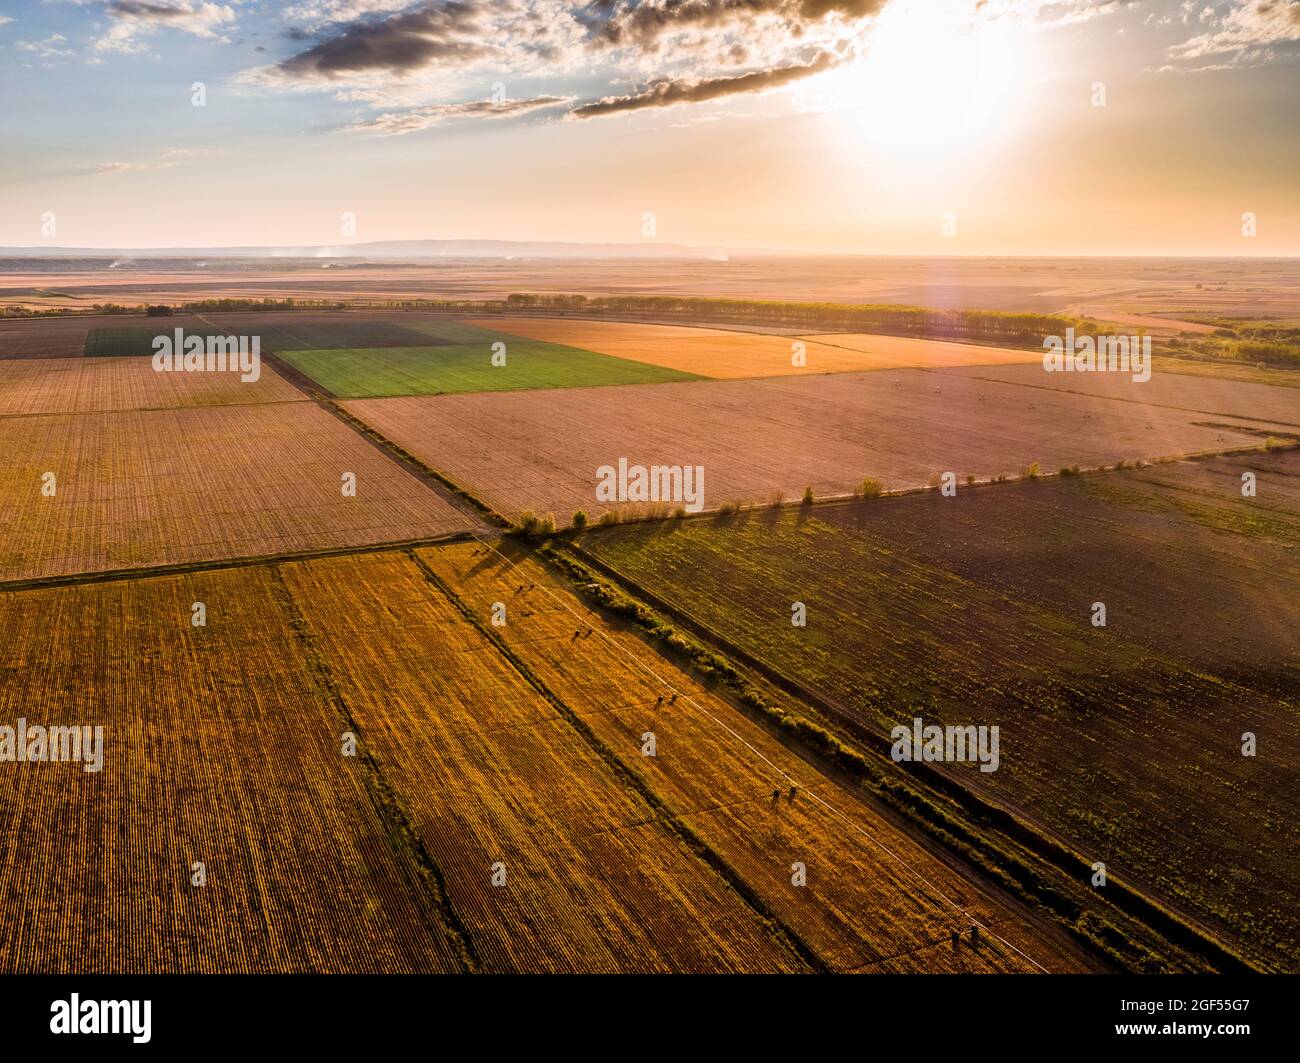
[0,239,764,262]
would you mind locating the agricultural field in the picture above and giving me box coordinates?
[798,332,1042,370]
[276,340,701,398]
[577,450,1300,972]
[276,551,800,973]
[414,541,1087,973]
[6,256,1299,317]
[0,566,467,973]
[0,355,305,416]
[0,320,92,360]
[2,547,1082,973]
[947,362,1300,428]
[344,369,1293,524]
[0,401,472,582]
[83,318,442,358]
[469,316,1037,377]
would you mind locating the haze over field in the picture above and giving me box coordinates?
[2,0,1299,256]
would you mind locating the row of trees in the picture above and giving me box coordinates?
[502,293,1085,348]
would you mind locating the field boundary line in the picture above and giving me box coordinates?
[0,531,480,594]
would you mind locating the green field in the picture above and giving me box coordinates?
[275,339,704,397]
[577,453,1300,972]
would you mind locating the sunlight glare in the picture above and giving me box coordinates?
[834,3,1025,151]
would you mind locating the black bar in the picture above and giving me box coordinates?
[1,974,1289,1051]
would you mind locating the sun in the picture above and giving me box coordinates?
[825,3,1025,152]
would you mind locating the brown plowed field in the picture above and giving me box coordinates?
[0,356,305,416]
[345,370,1292,524]
[944,362,1300,429]
[0,315,219,360]
[0,567,467,973]
[0,402,472,582]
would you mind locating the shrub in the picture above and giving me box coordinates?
[515,510,555,538]
[595,510,619,527]
[966,474,976,486]
[1021,461,1040,480]
[801,486,814,506]
[571,509,588,530]
[858,477,884,498]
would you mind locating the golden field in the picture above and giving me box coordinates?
[469,316,1036,377]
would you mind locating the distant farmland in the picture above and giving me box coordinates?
[343,368,1292,524]
[83,319,442,357]
[577,450,1300,971]
[468,316,1038,377]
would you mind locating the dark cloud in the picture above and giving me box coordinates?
[108,1,190,17]
[587,0,885,48]
[277,1,492,79]
[570,49,839,117]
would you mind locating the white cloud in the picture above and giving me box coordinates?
[1169,0,1300,61]
[16,33,76,60]
[94,147,223,174]
[93,2,239,55]
[344,95,573,134]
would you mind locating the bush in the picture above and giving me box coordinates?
[515,510,556,539]
[857,477,884,498]
[801,486,814,505]
[1020,461,1041,480]
[595,510,620,527]
[571,510,588,530]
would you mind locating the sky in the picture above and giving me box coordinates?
[1,0,1298,254]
